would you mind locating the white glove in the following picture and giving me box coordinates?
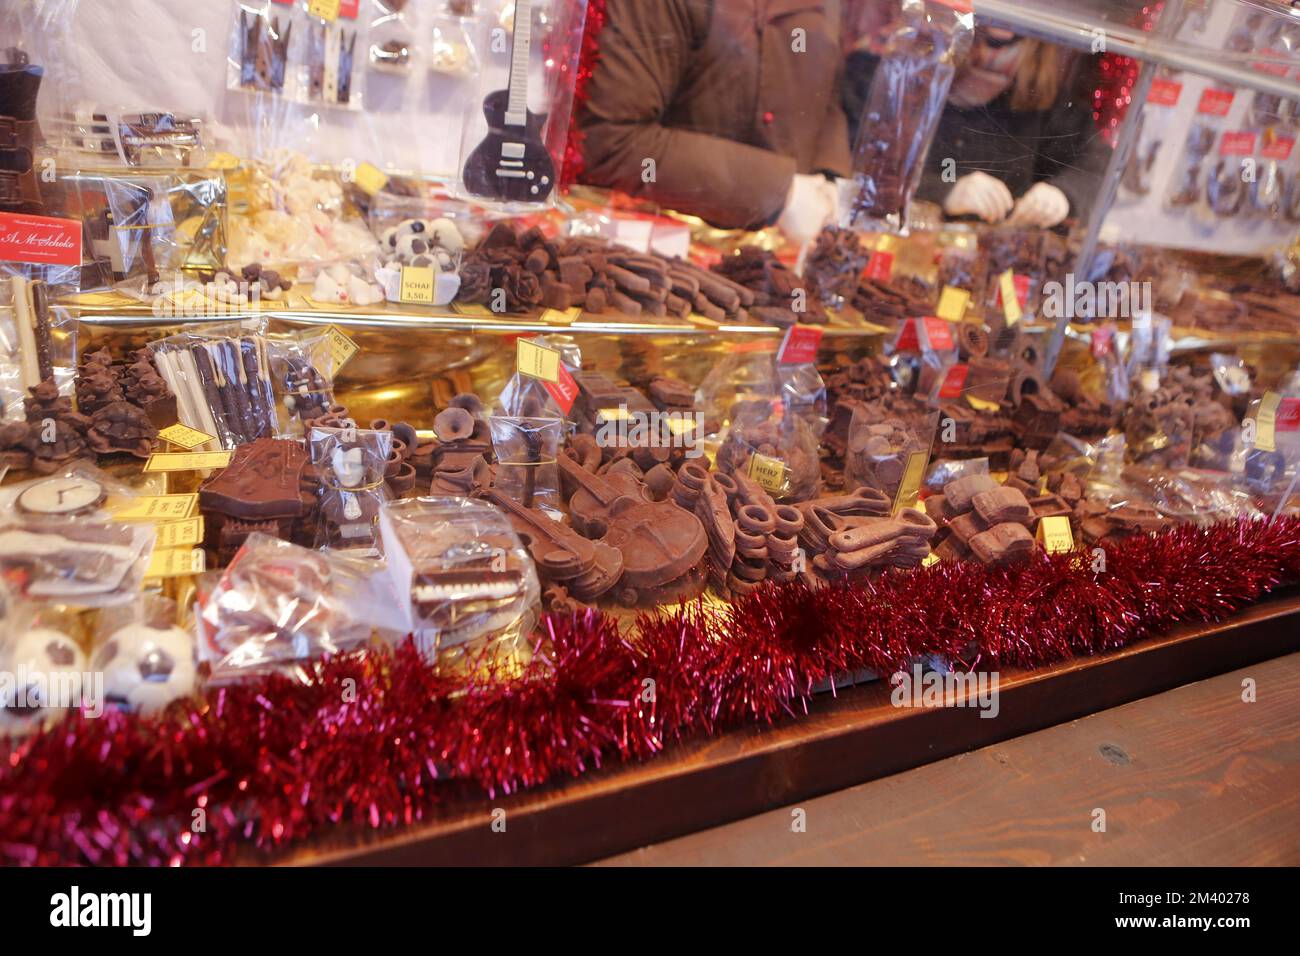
[1008,182,1070,228]
[778,174,838,245]
[943,171,1014,222]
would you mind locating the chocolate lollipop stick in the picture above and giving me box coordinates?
[9,277,41,391]
[27,280,52,382]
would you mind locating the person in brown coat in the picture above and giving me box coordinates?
[578,0,852,236]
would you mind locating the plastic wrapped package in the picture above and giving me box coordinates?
[90,594,197,715]
[0,511,154,608]
[497,334,581,419]
[843,0,974,232]
[701,351,827,502]
[924,456,988,494]
[148,323,283,449]
[1165,86,1235,213]
[272,328,340,431]
[490,415,564,517]
[0,274,78,421]
[378,496,539,660]
[842,399,940,506]
[369,206,467,306]
[196,534,407,684]
[47,108,208,169]
[309,425,393,554]
[454,0,589,210]
[228,1,368,109]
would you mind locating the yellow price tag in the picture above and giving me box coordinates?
[399,266,436,305]
[921,551,940,568]
[318,325,359,373]
[936,286,971,322]
[109,493,200,522]
[597,406,632,422]
[308,0,340,22]
[747,452,787,494]
[144,451,234,473]
[966,394,1001,412]
[153,516,205,549]
[688,312,722,328]
[999,270,1023,326]
[354,161,388,197]
[516,338,561,383]
[1254,391,1281,453]
[145,547,206,580]
[892,451,928,514]
[454,302,499,318]
[541,307,582,324]
[157,423,217,450]
[1036,515,1075,554]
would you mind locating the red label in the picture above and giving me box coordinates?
[778,324,824,364]
[995,273,1031,310]
[544,364,579,416]
[1148,79,1182,107]
[863,251,894,282]
[921,316,954,352]
[0,212,83,267]
[1219,131,1257,156]
[339,0,361,17]
[894,320,920,352]
[1278,397,1300,433]
[1198,88,1234,117]
[1262,136,1295,161]
[1252,58,1290,78]
[1091,325,1115,359]
[937,364,969,400]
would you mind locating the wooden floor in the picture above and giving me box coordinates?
[594,652,1300,866]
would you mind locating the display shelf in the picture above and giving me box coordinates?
[977,0,1300,101]
[283,589,1300,867]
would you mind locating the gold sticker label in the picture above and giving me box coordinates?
[999,270,1023,326]
[936,286,970,322]
[921,551,940,568]
[145,547,206,580]
[317,325,359,373]
[354,161,389,197]
[153,516,205,549]
[966,394,1001,412]
[158,422,217,450]
[1254,391,1281,453]
[1036,515,1075,554]
[516,338,561,383]
[144,451,234,473]
[399,266,436,304]
[747,452,787,493]
[891,451,928,514]
[597,406,632,422]
[541,307,583,324]
[109,493,199,521]
[308,0,340,22]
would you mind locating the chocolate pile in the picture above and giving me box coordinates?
[0,379,92,474]
[712,246,824,327]
[927,474,1036,566]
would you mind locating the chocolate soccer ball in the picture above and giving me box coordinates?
[93,624,196,716]
[0,628,88,736]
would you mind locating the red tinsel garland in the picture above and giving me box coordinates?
[560,0,608,185]
[2,518,1299,866]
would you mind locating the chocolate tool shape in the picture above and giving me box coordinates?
[486,487,608,583]
[600,496,707,591]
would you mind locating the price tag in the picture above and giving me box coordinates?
[1091,325,1115,358]
[308,0,340,22]
[998,270,1024,326]
[399,266,436,304]
[777,325,823,364]
[153,516,205,549]
[109,494,199,521]
[354,161,389,196]
[597,406,632,422]
[1036,515,1075,554]
[1253,392,1281,452]
[541,307,583,324]
[864,250,894,282]
[455,302,499,318]
[544,363,579,415]
[937,363,970,400]
[921,316,954,351]
[516,338,562,383]
[207,152,241,171]
[892,451,928,514]
[144,450,234,473]
[936,286,970,322]
[921,551,940,568]
[145,547,206,580]
[966,394,1001,413]
[748,452,787,494]
[157,423,217,450]
[318,325,359,372]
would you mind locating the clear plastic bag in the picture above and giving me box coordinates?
[0,511,154,608]
[228,1,368,110]
[0,273,78,421]
[843,400,940,506]
[489,415,564,517]
[843,0,973,232]
[378,495,540,660]
[196,534,406,684]
[309,425,393,555]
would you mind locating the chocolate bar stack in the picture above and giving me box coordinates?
[928,474,1035,566]
[199,437,319,563]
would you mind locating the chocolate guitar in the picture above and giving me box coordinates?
[462,0,555,203]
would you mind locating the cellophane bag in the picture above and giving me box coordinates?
[843,398,940,506]
[843,0,974,233]
[378,496,540,661]
[196,534,407,684]
[309,425,393,555]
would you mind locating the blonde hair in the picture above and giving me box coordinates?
[1011,39,1061,112]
